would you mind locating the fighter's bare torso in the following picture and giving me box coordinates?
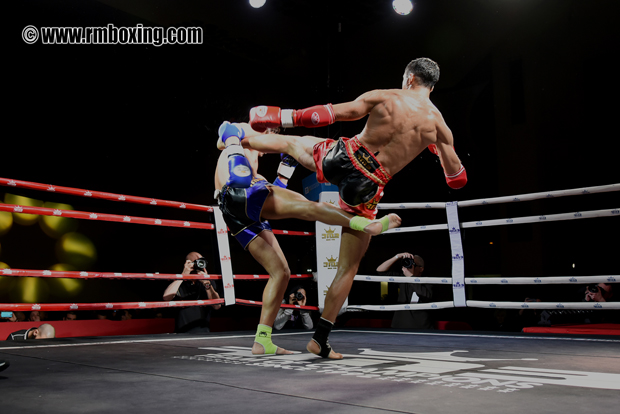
[334,88,454,177]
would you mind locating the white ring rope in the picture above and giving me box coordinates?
[467,301,620,310]
[354,275,452,284]
[466,275,618,285]
[347,302,456,311]
[377,183,619,210]
[384,208,618,234]
[347,183,619,312]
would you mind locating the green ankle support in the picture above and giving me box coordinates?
[350,215,390,234]
[254,325,278,354]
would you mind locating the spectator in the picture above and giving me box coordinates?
[29,310,47,322]
[583,283,618,324]
[163,252,221,333]
[63,311,77,321]
[585,283,615,303]
[6,323,56,340]
[111,309,133,321]
[13,311,26,322]
[274,285,313,330]
[94,310,110,320]
[377,253,434,329]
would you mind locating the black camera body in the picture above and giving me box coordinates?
[293,291,305,301]
[193,258,207,272]
[586,284,599,293]
[401,257,415,269]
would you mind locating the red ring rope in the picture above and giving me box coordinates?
[0,299,225,312]
[0,203,214,230]
[0,177,213,212]
[235,298,319,311]
[2,269,314,281]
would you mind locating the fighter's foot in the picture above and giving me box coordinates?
[363,213,402,236]
[252,342,293,355]
[306,339,343,360]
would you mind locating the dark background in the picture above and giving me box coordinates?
[2,0,618,328]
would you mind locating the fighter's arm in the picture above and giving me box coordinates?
[332,90,385,122]
[163,260,193,300]
[435,121,461,174]
[431,116,468,189]
[249,90,384,131]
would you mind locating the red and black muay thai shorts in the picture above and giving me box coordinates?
[312,136,392,219]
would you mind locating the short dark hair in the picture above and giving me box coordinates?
[405,58,440,89]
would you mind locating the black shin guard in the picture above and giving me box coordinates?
[312,317,334,358]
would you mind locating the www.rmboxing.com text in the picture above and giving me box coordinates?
[22,24,203,46]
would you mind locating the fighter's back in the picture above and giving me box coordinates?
[355,88,449,177]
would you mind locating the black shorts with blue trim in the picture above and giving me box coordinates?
[217,179,272,250]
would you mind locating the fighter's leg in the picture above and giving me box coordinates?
[262,186,351,227]
[261,187,401,235]
[244,133,324,173]
[246,231,293,355]
[307,228,371,359]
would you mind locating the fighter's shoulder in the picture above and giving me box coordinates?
[356,88,400,103]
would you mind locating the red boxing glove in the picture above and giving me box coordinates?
[287,104,335,128]
[445,165,467,189]
[249,106,283,133]
[250,104,335,132]
[428,144,439,155]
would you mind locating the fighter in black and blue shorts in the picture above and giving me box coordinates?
[217,177,274,250]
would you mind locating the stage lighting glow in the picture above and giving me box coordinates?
[16,277,50,303]
[393,0,413,15]
[40,202,78,239]
[0,211,12,236]
[249,0,266,9]
[50,263,84,295]
[56,232,97,269]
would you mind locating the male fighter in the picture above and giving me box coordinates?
[215,122,401,355]
[245,58,467,358]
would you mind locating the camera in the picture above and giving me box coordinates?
[293,291,305,301]
[193,258,207,272]
[586,284,599,293]
[401,257,415,268]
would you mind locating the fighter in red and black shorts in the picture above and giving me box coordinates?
[313,136,392,219]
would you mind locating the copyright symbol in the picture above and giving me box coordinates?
[22,25,39,44]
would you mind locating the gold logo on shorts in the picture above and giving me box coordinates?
[366,199,379,211]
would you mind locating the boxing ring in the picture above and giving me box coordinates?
[1,177,619,414]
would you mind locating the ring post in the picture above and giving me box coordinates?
[303,174,343,313]
[445,201,466,307]
[213,206,236,306]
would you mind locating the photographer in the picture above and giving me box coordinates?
[274,286,313,330]
[163,252,221,333]
[377,253,434,329]
[585,283,615,303]
[582,283,618,324]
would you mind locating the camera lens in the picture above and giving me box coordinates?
[401,258,415,268]
[295,291,305,301]
[587,284,599,293]
[194,258,207,270]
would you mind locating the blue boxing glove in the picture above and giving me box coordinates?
[217,121,245,148]
[218,121,251,188]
